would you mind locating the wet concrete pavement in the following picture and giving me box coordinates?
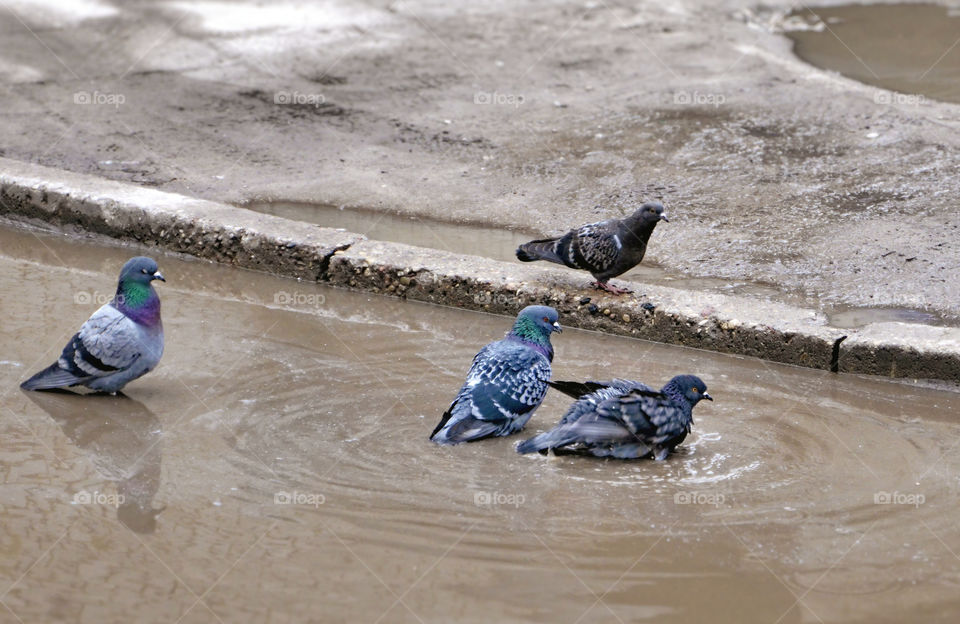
[251,199,951,330]
[0,0,959,321]
[4,224,960,622]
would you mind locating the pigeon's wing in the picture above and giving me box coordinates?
[21,305,144,390]
[600,389,691,444]
[550,379,655,425]
[549,378,654,399]
[548,379,612,399]
[432,342,551,443]
[570,220,621,274]
[67,305,145,376]
[516,406,636,453]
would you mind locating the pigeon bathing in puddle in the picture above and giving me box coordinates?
[430,305,562,445]
[21,257,165,394]
[516,374,712,460]
[516,202,668,294]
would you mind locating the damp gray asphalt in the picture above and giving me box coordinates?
[3,223,960,623]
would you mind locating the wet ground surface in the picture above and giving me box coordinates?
[787,4,960,104]
[251,200,949,330]
[2,0,960,322]
[4,225,960,623]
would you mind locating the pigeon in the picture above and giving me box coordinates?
[21,257,166,394]
[430,305,562,445]
[516,202,668,294]
[516,374,712,460]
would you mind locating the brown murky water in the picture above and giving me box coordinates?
[787,3,960,104]
[3,222,960,623]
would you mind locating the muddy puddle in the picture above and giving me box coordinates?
[786,3,960,104]
[248,201,948,330]
[3,222,960,622]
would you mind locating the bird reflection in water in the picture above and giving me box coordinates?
[25,390,164,534]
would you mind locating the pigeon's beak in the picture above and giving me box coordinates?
[152,271,165,282]
[702,392,713,401]
[552,321,563,333]
[659,213,670,222]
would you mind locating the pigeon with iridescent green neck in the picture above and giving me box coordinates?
[21,257,165,394]
[430,306,562,445]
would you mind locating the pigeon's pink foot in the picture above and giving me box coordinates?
[592,281,633,295]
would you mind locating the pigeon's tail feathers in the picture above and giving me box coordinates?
[516,239,564,264]
[517,418,634,454]
[432,414,501,445]
[548,380,611,399]
[431,399,503,445]
[430,405,455,441]
[517,427,580,454]
[20,363,88,391]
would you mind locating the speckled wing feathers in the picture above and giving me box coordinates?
[570,221,621,274]
[517,380,693,459]
[431,340,551,444]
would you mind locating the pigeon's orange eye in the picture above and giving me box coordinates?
[693,388,700,393]
[543,317,549,322]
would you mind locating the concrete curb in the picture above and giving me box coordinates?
[1,157,958,383]
[0,159,364,281]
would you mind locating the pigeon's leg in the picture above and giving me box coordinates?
[592,280,633,295]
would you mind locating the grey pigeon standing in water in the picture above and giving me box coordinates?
[21,257,165,394]
[430,305,562,445]
[516,202,668,294]
[517,374,712,460]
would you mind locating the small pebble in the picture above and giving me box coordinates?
[579,296,591,304]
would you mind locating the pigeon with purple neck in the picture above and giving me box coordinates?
[21,257,166,394]
[430,306,562,445]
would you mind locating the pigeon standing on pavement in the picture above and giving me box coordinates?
[430,305,562,445]
[516,374,712,460]
[516,202,668,294]
[20,257,166,394]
